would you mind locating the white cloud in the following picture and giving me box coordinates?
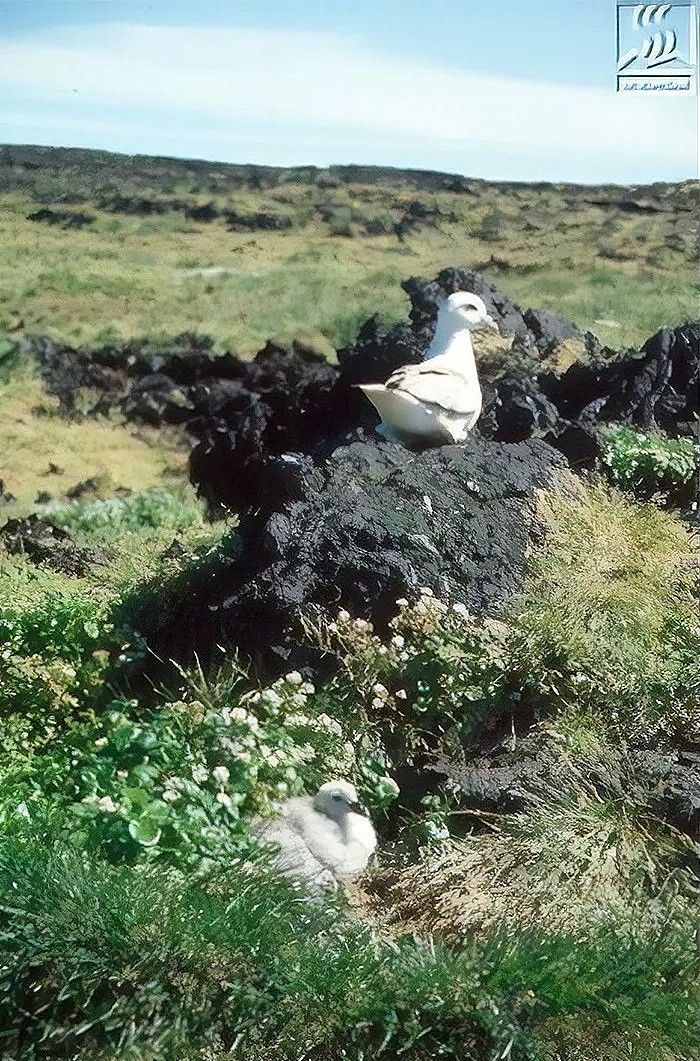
[0,22,696,176]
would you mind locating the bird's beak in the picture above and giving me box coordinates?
[349,801,365,814]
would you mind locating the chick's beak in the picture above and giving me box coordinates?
[349,801,365,814]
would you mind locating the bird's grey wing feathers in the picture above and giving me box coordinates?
[385,364,477,415]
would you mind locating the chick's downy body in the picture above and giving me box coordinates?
[253,780,377,889]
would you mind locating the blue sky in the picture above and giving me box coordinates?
[0,0,697,183]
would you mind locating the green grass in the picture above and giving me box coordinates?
[0,363,189,509]
[0,835,695,1061]
[512,486,700,741]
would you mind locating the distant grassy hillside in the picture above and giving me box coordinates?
[1,145,697,355]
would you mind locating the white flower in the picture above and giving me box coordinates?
[301,682,315,696]
[353,618,369,631]
[391,634,405,649]
[371,697,385,710]
[372,683,388,696]
[16,802,30,819]
[94,736,108,747]
[452,602,470,617]
[216,791,233,810]
[414,601,428,615]
[261,689,282,707]
[395,598,408,607]
[162,789,178,803]
[285,671,303,686]
[96,795,117,813]
[395,689,408,700]
[192,765,208,784]
[229,706,249,723]
[317,713,342,736]
[377,645,388,655]
[419,586,434,597]
[338,609,351,622]
[212,765,230,787]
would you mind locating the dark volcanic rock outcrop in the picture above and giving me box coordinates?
[22,269,698,512]
[27,208,94,229]
[431,733,700,840]
[145,435,568,673]
[0,515,107,576]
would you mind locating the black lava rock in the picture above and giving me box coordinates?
[0,516,107,576]
[522,307,583,356]
[22,272,698,509]
[432,733,700,841]
[145,435,568,673]
[27,208,95,229]
[402,267,532,350]
[185,202,219,222]
[224,210,293,231]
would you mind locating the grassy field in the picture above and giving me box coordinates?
[0,146,698,1060]
[1,146,698,355]
[0,362,188,509]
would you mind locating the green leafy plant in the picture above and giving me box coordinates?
[48,487,205,543]
[602,424,698,501]
[0,663,399,869]
[0,582,112,726]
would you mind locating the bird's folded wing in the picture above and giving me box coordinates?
[385,364,479,415]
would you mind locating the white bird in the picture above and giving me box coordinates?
[252,780,377,890]
[357,291,499,448]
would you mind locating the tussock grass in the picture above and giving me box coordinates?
[0,835,696,1061]
[513,485,700,739]
[373,733,698,942]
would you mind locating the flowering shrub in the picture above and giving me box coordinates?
[312,592,514,760]
[0,587,112,729]
[602,425,698,501]
[0,666,399,870]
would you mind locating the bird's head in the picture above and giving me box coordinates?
[442,291,499,333]
[313,780,364,819]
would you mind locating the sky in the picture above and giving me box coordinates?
[0,0,697,183]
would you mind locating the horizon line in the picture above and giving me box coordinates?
[3,141,698,190]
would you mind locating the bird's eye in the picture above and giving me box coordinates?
[331,794,342,801]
